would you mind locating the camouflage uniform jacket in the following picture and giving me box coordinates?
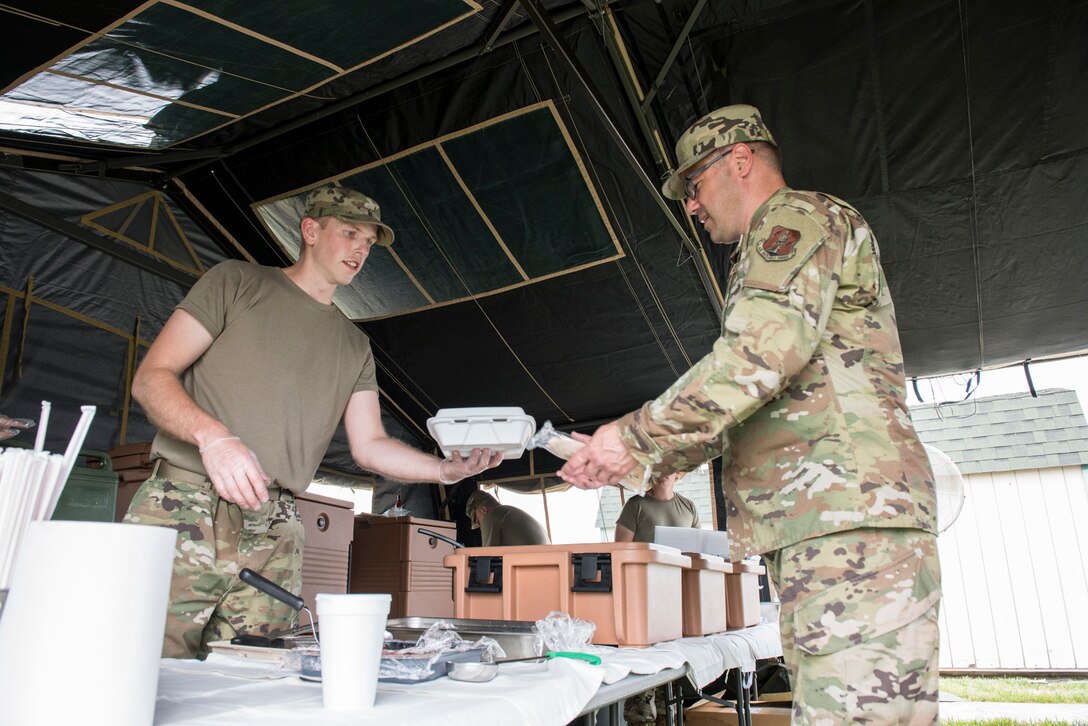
[617,187,937,557]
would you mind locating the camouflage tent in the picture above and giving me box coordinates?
[1,0,1086,519]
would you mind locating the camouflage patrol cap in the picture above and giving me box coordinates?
[465,489,499,530]
[661,104,778,200]
[303,185,394,246]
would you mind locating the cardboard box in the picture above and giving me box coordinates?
[686,698,792,725]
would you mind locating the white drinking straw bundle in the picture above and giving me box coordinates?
[0,402,96,591]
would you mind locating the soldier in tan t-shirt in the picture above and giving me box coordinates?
[125,186,503,659]
[465,490,549,547]
[614,471,699,543]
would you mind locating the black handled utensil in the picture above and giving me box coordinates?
[239,567,318,643]
[240,568,305,611]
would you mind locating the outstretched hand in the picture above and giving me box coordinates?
[438,448,504,484]
[557,421,638,490]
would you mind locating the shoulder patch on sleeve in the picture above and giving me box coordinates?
[757,226,802,261]
[742,207,826,292]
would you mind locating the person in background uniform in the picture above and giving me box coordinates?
[616,470,700,726]
[125,185,502,659]
[559,105,940,724]
[466,490,550,546]
[614,470,699,543]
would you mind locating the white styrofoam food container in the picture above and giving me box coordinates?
[426,407,536,460]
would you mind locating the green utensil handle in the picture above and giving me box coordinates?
[547,651,602,665]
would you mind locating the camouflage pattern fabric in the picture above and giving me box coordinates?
[623,689,657,724]
[623,686,670,726]
[616,187,937,557]
[302,184,394,246]
[124,475,304,659]
[661,104,778,199]
[764,528,941,724]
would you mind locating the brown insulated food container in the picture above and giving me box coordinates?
[350,515,456,618]
[681,553,732,637]
[295,491,355,618]
[726,560,765,629]
[106,441,154,521]
[444,542,691,647]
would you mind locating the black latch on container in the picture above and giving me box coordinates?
[466,555,503,593]
[571,553,612,592]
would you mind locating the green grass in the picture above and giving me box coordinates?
[941,676,1088,704]
[943,720,1081,726]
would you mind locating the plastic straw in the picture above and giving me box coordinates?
[34,400,51,453]
[43,406,96,521]
[0,450,37,590]
[31,453,65,522]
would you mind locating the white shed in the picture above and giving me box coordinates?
[912,389,1088,672]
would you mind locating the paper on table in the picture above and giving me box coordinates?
[654,526,730,558]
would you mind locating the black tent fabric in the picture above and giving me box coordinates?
[1,0,1086,484]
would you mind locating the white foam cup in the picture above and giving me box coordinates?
[315,593,391,711]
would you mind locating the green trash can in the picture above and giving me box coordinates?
[51,450,119,523]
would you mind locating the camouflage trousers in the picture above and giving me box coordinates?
[123,473,304,659]
[623,686,667,725]
[763,528,941,725]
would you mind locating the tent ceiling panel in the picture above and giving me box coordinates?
[254,102,623,321]
[0,0,487,150]
[181,0,482,71]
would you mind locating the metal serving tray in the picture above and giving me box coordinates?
[385,617,540,659]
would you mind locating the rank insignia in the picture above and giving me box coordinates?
[758,226,801,261]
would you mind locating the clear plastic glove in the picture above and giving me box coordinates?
[0,415,35,442]
[437,448,504,484]
[200,436,270,510]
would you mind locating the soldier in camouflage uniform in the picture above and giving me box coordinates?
[559,105,940,724]
[126,185,502,659]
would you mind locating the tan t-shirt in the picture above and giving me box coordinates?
[616,493,700,543]
[480,505,550,547]
[150,261,377,493]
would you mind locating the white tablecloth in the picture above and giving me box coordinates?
[153,620,782,725]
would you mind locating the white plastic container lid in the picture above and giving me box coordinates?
[426,407,537,460]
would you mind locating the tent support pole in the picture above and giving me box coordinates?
[0,192,198,287]
[481,0,524,53]
[585,3,668,174]
[520,0,722,321]
[640,0,708,114]
[59,147,224,175]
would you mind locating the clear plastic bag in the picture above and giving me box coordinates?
[377,620,504,683]
[285,619,506,683]
[382,494,410,517]
[527,421,651,494]
[533,611,596,653]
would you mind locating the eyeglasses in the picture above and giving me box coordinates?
[684,146,736,201]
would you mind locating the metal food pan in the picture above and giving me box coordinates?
[385,617,540,659]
